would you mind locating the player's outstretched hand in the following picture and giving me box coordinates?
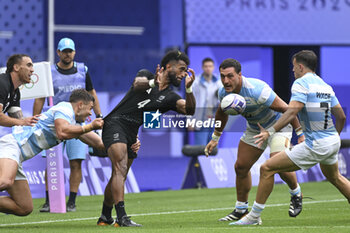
[154,64,163,85]
[253,123,269,148]
[91,118,104,130]
[131,136,141,153]
[204,140,218,157]
[185,68,195,89]
[23,115,40,126]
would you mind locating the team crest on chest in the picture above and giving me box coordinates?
[157,95,165,102]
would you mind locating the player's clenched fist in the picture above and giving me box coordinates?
[91,118,104,130]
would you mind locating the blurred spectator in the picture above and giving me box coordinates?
[190,57,222,145]
[33,38,102,212]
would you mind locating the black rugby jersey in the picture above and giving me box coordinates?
[0,73,20,113]
[105,82,181,127]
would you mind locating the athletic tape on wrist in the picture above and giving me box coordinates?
[267,127,276,136]
[214,130,223,135]
[295,126,302,132]
[82,124,93,133]
[186,86,193,93]
[211,133,221,142]
[296,129,304,136]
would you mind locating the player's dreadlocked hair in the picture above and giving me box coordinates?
[160,50,189,70]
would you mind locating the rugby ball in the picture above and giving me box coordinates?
[221,94,246,115]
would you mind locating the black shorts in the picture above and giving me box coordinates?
[102,117,139,159]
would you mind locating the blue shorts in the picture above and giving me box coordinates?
[64,138,87,160]
[42,138,87,160]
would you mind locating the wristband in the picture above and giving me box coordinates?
[211,132,221,142]
[295,126,302,132]
[96,114,103,118]
[149,79,155,88]
[185,86,193,93]
[296,129,304,137]
[214,130,223,135]
[267,127,276,136]
[82,124,93,133]
[295,128,303,135]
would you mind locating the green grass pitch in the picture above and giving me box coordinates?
[1,181,349,233]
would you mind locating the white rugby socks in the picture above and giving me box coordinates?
[250,201,265,218]
[289,183,301,196]
[235,201,248,213]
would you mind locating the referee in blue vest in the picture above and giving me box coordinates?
[33,38,102,212]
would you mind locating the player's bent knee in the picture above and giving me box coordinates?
[260,163,274,178]
[234,163,250,176]
[0,178,14,190]
[112,163,128,177]
[16,204,33,216]
[21,207,33,216]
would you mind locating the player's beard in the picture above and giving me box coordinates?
[168,70,181,87]
[19,69,31,84]
[61,58,72,66]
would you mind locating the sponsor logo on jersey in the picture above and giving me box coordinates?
[113,133,120,141]
[157,95,165,102]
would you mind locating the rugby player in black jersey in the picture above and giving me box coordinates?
[0,54,39,127]
[97,50,196,227]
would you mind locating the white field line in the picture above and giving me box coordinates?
[0,198,346,227]
[196,226,350,230]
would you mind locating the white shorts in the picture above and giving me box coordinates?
[241,124,292,153]
[0,134,27,180]
[285,134,340,171]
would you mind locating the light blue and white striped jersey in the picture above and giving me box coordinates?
[218,76,280,130]
[12,102,76,161]
[290,72,339,149]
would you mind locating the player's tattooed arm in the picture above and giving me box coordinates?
[7,107,23,119]
[0,106,39,127]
